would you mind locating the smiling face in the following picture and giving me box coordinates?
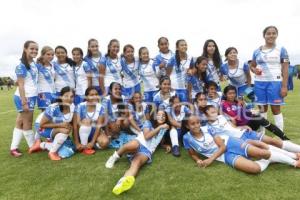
[196,59,208,72]
[156,110,166,124]
[207,85,217,98]
[226,49,238,62]
[187,115,201,135]
[132,92,142,104]
[124,46,134,63]
[160,79,171,93]
[207,42,216,56]
[88,40,99,57]
[72,50,83,64]
[43,49,54,64]
[177,40,187,54]
[158,38,169,54]
[61,91,74,105]
[86,88,100,104]
[205,106,218,121]
[109,41,120,58]
[25,42,39,59]
[140,48,149,63]
[111,83,122,99]
[264,27,278,45]
[55,48,67,64]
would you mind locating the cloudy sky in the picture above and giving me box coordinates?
[1,0,299,78]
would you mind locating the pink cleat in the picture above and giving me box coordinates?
[10,149,22,157]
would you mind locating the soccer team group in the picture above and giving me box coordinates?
[10,25,300,195]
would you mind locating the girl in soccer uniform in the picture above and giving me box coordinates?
[36,46,56,110]
[167,39,194,102]
[84,39,102,95]
[187,56,213,102]
[183,114,300,173]
[120,44,140,100]
[222,85,289,140]
[166,95,191,157]
[138,47,159,102]
[73,87,108,155]
[53,46,75,96]
[201,39,222,91]
[194,92,209,126]
[99,39,122,96]
[249,26,289,133]
[153,76,176,111]
[72,47,92,105]
[102,82,140,148]
[206,81,222,110]
[31,86,75,161]
[105,110,170,195]
[220,47,251,97]
[153,37,174,78]
[204,105,300,155]
[10,41,39,157]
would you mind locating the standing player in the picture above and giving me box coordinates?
[167,39,194,102]
[249,26,289,132]
[10,41,39,157]
[99,39,122,96]
[36,46,56,110]
[84,39,102,95]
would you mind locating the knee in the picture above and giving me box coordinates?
[249,164,261,174]
[258,149,270,159]
[98,136,110,149]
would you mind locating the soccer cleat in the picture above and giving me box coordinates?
[82,148,96,155]
[28,139,42,154]
[48,152,61,161]
[112,176,135,195]
[172,145,181,157]
[105,152,120,168]
[10,149,22,157]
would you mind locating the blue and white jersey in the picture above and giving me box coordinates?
[37,63,56,94]
[252,45,289,82]
[183,126,227,162]
[153,51,174,77]
[139,59,159,92]
[207,115,244,138]
[53,62,75,92]
[166,105,190,123]
[136,120,167,153]
[75,101,105,126]
[186,74,206,99]
[207,60,220,84]
[84,56,102,87]
[220,61,249,87]
[194,106,208,126]
[102,95,125,122]
[121,57,140,88]
[207,92,222,109]
[167,55,194,89]
[153,90,176,111]
[99,56,122,87]
[42,103,75,124]
[128,103,150,128]
[74,61,91,96]
[15,62,38,97]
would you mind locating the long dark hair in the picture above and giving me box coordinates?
[151,110,171,129]
[175,39,186,67]
[108,82,123,103]
[56,86,74,112]
[21,40,37,70]
[202,39,221,69]
[195,56,208,83]
[105,39,119,58]
[55,46,75,66]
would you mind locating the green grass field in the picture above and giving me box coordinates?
[0,81,300,200]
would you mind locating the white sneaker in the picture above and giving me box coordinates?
[105,151,120,168]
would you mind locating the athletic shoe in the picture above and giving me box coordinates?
[112,176,135,195]
[48,152,61,161]
[28,139,42,154]
[10,149,22,157]
[82,148,95,155]
[105,151,120,168]
[172,145,181,157]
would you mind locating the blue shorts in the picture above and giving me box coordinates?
[224,137,250,167]
[143,90,158,103]
[122,84,141,100]
[74,95,85,105]
[37,92,56,109]
[109,132,136,149]
[35,122,54,140]
[175,89,188,102]
[236,85,248,98]
[14,95,37,112]
[241,130,264,142]
[127,141,152,164]
[254,81,284,105]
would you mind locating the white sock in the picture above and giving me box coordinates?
[130,126,141,135]
[260,112,268,135]
[10,127,23,150]
[40,142,52,151]
[170,128,179,147]
[34,132,40,140]
[23,130,35,148]
[255,159,270,172]
[49,133,68,153]
[282,141,300,153]
[113,151,120,159]
[268,145,297,159]
[273,113,284,131]
[79,126,91,146]
[269,149,297,166]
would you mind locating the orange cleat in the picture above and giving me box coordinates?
[28,140,42,154]
[82,148,96,155]
[48,152,61,161]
